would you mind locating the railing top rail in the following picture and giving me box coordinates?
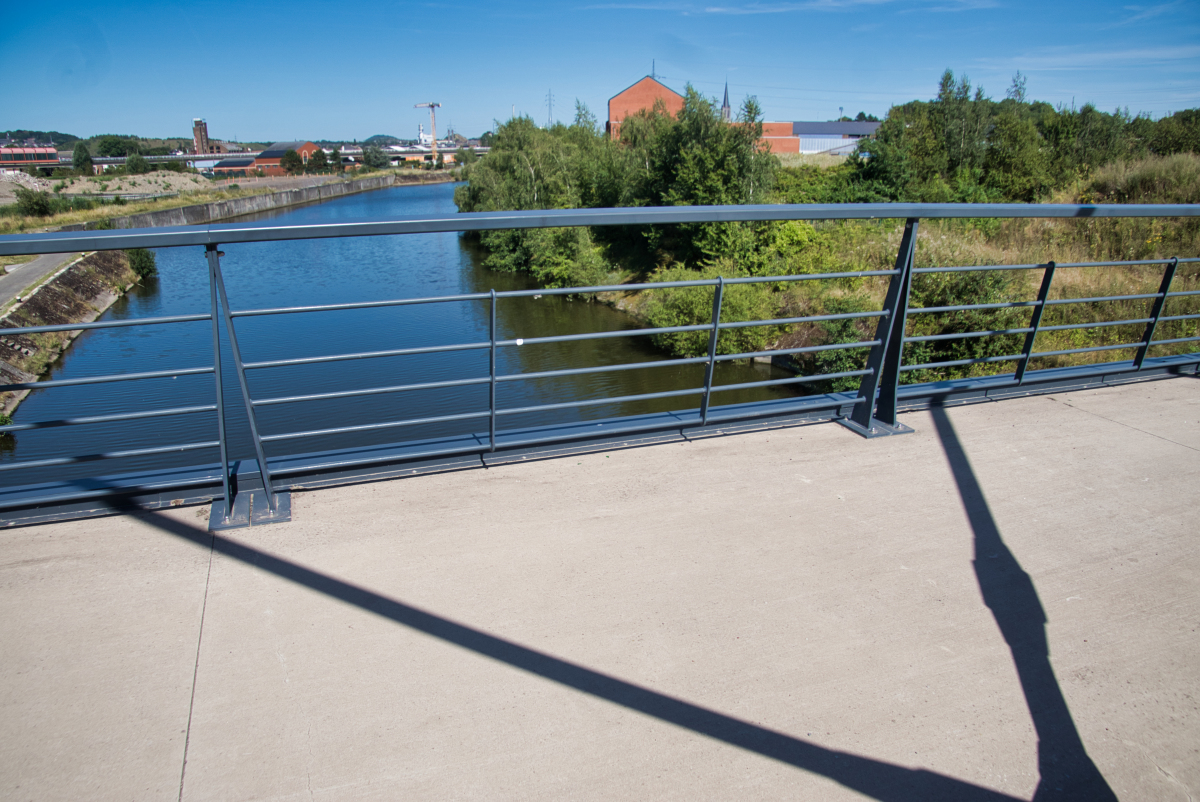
[3,202,1199,256]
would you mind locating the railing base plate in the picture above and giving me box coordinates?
[208,490,290,531]
[837,417,915,439]
[252,491,291,525]
[208,492,251,531]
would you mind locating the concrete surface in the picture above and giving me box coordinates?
[0,252,80,309]
[1,378,1197,801]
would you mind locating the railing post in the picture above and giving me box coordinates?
[205,245,247,530]
[489,289,497,451]
[210,246,291,525]
[1015,261,1056,385]
[840,218,919,438]
[699,277,725,426]
[1134,257,1178,370]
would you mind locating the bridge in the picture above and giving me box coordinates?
[0,203,1197,798]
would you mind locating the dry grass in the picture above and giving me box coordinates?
[774,153,848,169]
[0,185,284,236]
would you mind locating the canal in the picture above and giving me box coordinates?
[2,182,798,488]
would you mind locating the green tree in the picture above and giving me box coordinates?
[329,147,342,172]
[362,145,390,169]
[95,135,136,157]
[72,141,93,174]
[306,149,329,173]
[984,112,1052,201]
[280,149,304,175]
[125,153,151,174]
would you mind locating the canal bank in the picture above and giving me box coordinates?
[0,250,139,416]
[60,172,457,232]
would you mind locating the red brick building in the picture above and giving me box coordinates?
[214,141,322,176]
[607,77,685,140]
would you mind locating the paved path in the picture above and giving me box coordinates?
[1,379,1198,801]
[0,251,81,310]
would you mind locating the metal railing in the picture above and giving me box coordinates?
[0,203,1197,528]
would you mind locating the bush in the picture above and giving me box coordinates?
[642,264,780,357]
[14,188,52,217]
[125,153,151,175]
[126,248,157,277]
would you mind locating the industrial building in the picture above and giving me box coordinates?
[606,76,880,155]
[213,141,321,177]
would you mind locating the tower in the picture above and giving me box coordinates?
[192,118,211,155]
[721,82,731,123]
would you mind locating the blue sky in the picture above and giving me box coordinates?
[3,0,1197,143]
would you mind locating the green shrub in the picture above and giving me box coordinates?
[125,153,151,175]
[126,248,157,277]
[14,188,52,217]
[642,264,780,357]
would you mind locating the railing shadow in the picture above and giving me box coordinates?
[929,402,1117,801]
[105,494,1020,801]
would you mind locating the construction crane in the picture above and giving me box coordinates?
[415,102,441,161]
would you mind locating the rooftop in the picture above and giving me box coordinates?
[2,378,1197,799]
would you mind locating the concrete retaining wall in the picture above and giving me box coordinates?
[109,175,398,229]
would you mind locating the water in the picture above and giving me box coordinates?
[2,183,796,488]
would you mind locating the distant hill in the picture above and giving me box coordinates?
[363,134,403,146]
[2,130,80,147]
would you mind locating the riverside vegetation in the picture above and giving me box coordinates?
[454,73,1200,389]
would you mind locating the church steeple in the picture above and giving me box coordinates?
[721,81,731,122]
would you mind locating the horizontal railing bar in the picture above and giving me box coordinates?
[0,313,210,336]
[244,341,490,370]
[1150,335,1200,346]
[709,369,873,393]
[0,366,213,392]
[231,293,493,317]
[497,324,711,348]
[0,440,219,472]
[260,411,492,443]
[1167,289,1200,298]
[1052,258,1199,268]
[1044,292,1161,306]
[268,441,489,477]
[499,278,720,297]
[913,263,1048,274]
[6,204,1200,256]
[900,354,1024,372]
[721,270,900,285]
[905,327,1033,343]
[718,310,886,330]
[497,387,702,417]
[0,404,216,433]
[1035,318,1153,333]
[1157,313,1200,323]
[911,301,1040,314]
[1029,342,1144,358]
[712,340,880,362]
[496,356,710,383]
[253,377,492,407]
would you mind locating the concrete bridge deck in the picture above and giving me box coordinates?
[1,378,1197,801]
